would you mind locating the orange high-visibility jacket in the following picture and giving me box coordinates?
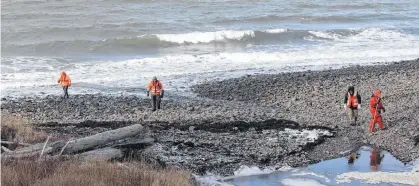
[347,92,359,108]
[57,72,71,87]
[369,94,384,117]
[147,80,163,95]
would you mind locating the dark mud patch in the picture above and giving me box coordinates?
[33,119,337,175]
[36,120,135,129]
[144,119,336,175]
[148,119,336,134]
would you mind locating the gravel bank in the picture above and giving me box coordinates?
[2,59,418,175]
[193,59,419,163]
[1,95,334,175]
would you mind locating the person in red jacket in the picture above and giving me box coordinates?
[369,90,386,132]
[344,86,362,126]
[147,76,164,111]
[57,72,71,99]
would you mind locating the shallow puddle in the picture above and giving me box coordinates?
[200,146,418,186]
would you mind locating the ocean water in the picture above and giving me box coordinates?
[2,0,419,97]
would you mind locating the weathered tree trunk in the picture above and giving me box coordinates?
[1,146,12,153]
[77,147,123,161]
[62,124,145,154]
[2,147,53,159]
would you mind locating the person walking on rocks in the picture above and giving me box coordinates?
[57,72,71,98]
[369,90,386,132]
[147,76,164,111]
[344,86,361,126]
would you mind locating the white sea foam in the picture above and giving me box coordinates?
[308,28,414,42]
[142,28,289,44]
[308,30,342,40]
[2,27,419,97]
[148,28,411,44]
[265,28,288,33]
[152,30,255,44]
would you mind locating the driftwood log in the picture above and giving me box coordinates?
[77,147,123,161]
[1,146,12,153]
[2,123,148,160]
[2,142,55,159]
[62,124,145,154]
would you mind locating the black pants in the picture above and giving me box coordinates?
[151,94,161,111]
[63,86,69,98]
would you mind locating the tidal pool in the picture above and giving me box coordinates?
[222,146,418,186]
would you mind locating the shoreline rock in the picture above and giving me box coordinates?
[1,58,418,175]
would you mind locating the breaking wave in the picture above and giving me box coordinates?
[3,28,415,55]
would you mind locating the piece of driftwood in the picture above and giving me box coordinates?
[1,141,31,146]
[38,136,51,160]
[2,147,53,159]
[112,137,155,149]
[2,124,148,160]
[6,143,45,154]
[2,141,62,159]
[62,124,145,154]
[77,147,123,161]
[59,139,74,156]
[35,148,123,162]
[1,146,12,153]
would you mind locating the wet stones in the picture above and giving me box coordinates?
[143,119,335,175]
[191,59,419,172]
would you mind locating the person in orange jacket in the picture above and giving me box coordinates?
[344,86,362,126]
[369,90,386,132]
[147,76,164,111]
[57,72,71,98]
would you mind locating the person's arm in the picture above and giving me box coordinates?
[378,99,385,112]
[357,94,361,105]
[160,82,164,98]
[57,77,61,83]
[68,77,71,86]
[343,94,348,109]
[146,83,151,97]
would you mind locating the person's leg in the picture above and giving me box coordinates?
[64,86,69,98]
[353,109,358,125]
[156,94,161,109]
[152,95,157,111]
[347,109,354,124]
[376,116,384,129]
[369,109,377,132]
[369,118,376,132]
[62,86,66,98]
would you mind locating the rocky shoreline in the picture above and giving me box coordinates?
[193,59,419,163]
[2,59,419,176]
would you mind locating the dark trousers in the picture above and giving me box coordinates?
[63,86,69,98]
[151,94,161,111]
